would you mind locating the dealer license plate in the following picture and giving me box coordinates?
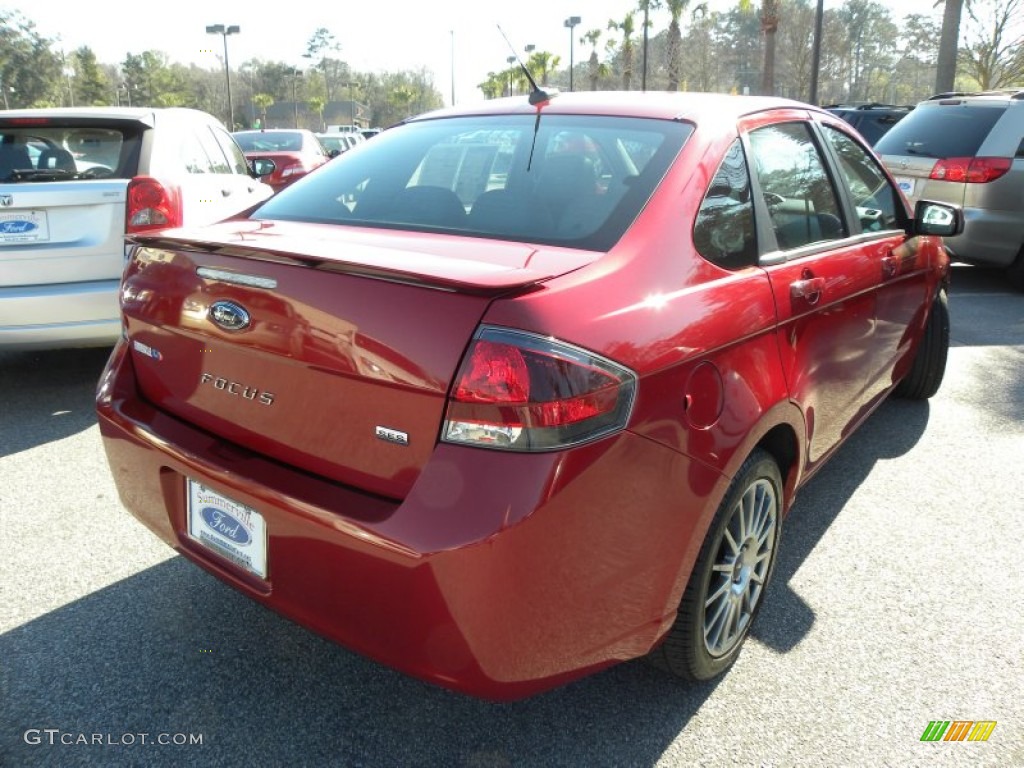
[187,480,268,579]
[894,176,915,196]
[0,210,49,243]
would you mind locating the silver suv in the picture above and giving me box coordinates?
[0,107,274,349]
[874,90,1024,290]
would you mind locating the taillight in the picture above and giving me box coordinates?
[126,176,182,234]
[929,157,1012,183]
[443,327,636,451]
[279,160,306,179]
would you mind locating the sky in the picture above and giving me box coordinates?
[6,0,943,106]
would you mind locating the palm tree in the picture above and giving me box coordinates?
[760,0,781,95]
[608,12,637,91]
[665,0,692,91]
[390,86,414,119]
[478,72,504,99]
[740,0,780,96]
[526,51,561,86]
[307,96,325,131]
[935,0,966,93]
[252,93,273,128]
[637,0,660,91]
[581,29,607,91]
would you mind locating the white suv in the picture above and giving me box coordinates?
[0,107,274,349]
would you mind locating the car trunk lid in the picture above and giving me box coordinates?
[122,219,597,499]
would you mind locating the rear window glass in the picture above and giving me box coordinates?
[875,104,1006,158]
[251,114,692,252]
[0,120,142,182]
[233,131,305,152]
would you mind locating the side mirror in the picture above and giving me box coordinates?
[327,149,342,159]
[250,158,276,178]
[913,200,963,237]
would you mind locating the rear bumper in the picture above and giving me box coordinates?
[96,340,721,699]
[0,279,120,349]
[943,207,1024,269]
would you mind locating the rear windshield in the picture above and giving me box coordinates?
[233,131,305,152]
[317,135,345,152]
[251,113,692,252]
[0,119,142,182]
[874,103,1006,158]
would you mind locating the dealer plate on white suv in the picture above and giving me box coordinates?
[187,480,268,579]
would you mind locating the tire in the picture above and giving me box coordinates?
[648,449,783,682]
[893,289,949,400]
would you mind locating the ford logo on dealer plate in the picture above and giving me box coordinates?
[201,507,251,545]
[209,300,251,332]
[0,220,37,234]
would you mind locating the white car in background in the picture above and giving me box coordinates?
[0,107,274,349]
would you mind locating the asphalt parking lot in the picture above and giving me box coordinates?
[1,265,1021,767]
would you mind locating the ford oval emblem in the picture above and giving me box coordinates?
[209,300,251,332]
[0,220,38,234]
[200,507,251,545]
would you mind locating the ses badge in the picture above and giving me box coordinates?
[187,480,268,579]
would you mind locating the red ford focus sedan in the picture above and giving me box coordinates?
[231,128,330,193]
[97,92,961,700]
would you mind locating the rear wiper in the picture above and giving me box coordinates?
[904,147,940,158]
[7,168,77,181]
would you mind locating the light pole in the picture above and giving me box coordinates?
[341,81,360,127]
[63,66,75,107]
[564,16,581,92]
[290,69,302,128]
[450,30,456,106]
[206,24,240,129]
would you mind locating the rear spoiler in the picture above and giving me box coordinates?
[128,220,596,295]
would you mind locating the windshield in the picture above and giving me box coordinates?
[251,113,692,252]
[0,120,142,182]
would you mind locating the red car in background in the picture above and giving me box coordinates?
[231,128,330,192]
[98,92,961,700]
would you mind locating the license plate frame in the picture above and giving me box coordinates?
[0,210,50,243]
[894,176,916,197]
[186,480,268,579]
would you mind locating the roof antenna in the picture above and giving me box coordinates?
[496,24,558,105]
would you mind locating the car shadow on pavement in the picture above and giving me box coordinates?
[0,347,112,458]
[1,552,722,768]
[1,401,934,768]
[751,397,931,654]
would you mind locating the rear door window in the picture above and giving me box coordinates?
[210,127,251,175]
[195,127,232,174]
[821,126,904,232]
[748,122,847,251]
[180,132,217,174]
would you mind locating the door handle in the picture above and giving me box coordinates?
[882,255,899,278]
[790,277,825,304]
[221,188,233,197]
